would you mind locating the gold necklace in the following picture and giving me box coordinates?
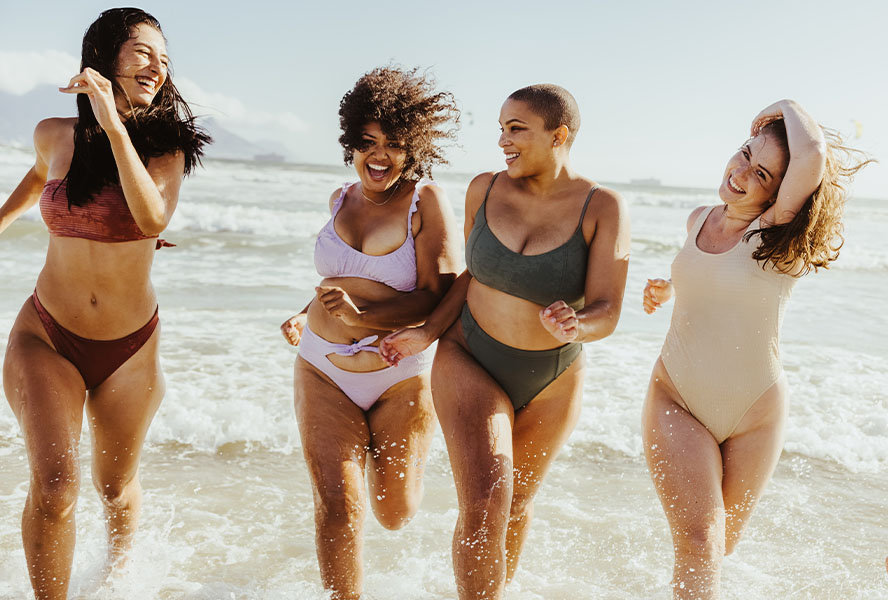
[361,180,401,206]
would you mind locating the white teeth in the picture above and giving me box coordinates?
[728,174,745,193]
[505,153,519,159]
[368,164,388,172]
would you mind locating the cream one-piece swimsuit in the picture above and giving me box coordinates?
[661,206,798,443]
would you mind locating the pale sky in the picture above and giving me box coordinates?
[1,0,886,197]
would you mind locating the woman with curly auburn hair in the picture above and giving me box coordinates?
[641,99,872,599]
[380,84,630,599]
[280,66,460,599]
[0,8,208,599]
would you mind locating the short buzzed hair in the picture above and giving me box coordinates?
[508,84,581,146]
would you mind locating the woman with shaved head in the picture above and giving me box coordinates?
[381,84,630,599]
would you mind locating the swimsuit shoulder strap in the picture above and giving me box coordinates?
[332,183,351,216]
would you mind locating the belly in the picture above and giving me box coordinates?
[305,276,408,372]
[466,279,567,351]
[35,237,158,338]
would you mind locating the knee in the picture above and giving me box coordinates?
[94,477,140,510]
[459,481,511,534]
[315,483,366,531]
[30,469,79,520]
[673,519,726,560]
[372,492,419,531]
[508,494,534,526]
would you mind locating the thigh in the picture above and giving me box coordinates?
[432,325,515,506]
[721,378,788,524]
[642,361,725,530]
[511,353,585,502]
[365,372,436,494]
[3,301,87,482]
[87,323,164,485]
[294,357,371,496]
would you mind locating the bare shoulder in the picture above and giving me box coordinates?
[466,171,497,214]
[686,205,711,233]
[327,186,344,212]
[586,184,627,222]
[33,117,74,152]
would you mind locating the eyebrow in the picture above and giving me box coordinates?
[503,118,528,125]
[744,144,774,180]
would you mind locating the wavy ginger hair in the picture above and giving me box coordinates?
[747,119,874,276]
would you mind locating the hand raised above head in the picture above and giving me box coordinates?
[539,300,578,344]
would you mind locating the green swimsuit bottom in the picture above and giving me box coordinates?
[460,304,582,410]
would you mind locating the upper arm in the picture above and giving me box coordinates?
[146,150,186,227]
[761,139,826,226]
[463,172,494,242]
[414,183,462,297]
[582,188,631,311]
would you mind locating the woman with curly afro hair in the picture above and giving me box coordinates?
[280,66,460,599]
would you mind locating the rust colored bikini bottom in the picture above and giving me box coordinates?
[31,293,159,390]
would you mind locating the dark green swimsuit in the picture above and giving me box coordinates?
[464,172,597,409]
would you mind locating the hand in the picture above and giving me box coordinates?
[59,68,125,135]
[751,100,793,136]
[315,286,364,326]
[379,327,433,367]
[643,278,674,314]
[280,313,307,346]
[539,300,578,344]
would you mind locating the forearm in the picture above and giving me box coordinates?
[106,126,169,235]
[414,269,471,339]
[574,299,621,343]
[0,168,45,235]
[353,289,443,330]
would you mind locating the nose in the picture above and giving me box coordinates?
[498,131,508,148]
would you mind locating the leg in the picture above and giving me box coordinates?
[432,326,515,600]
[721,377,788,554]
[365,372,436,530]
[642,361,725,600]
[294,358,371,600]
[86,324,164,570]
[505,354,584,582]
[3,301,87,600]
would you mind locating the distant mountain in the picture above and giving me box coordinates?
[0,86,284,161]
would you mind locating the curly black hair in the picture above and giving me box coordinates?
[338,66,460,180]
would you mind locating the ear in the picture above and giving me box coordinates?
[552,124,570,148]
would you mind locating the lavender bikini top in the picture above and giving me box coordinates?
[314,179,432,292]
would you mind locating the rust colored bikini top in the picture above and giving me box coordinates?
[40,178,159,244]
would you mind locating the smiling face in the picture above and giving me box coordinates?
[719,133,788,211]
[113,23,168,111]
[498,98,561,177]
[352,122,407,196]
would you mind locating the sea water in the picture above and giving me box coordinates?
[0,144,885,599]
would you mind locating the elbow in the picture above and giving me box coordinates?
[136,212,170,237]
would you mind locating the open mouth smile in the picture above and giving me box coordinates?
[727,174,745,194]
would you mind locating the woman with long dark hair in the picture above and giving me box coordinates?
[280,66,460,599]
[0,8,208,598]
[641,100,871,599]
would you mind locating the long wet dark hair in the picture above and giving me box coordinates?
[63,7,210,207]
